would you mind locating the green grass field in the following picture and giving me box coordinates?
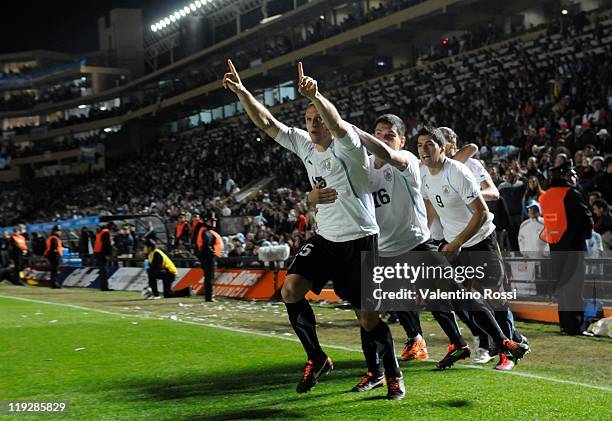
[0,284,610,420]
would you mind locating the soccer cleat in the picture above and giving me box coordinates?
[501,339,530,363]
[436,344,470,369]
[351,371,385,392]
[296,356,333,393]
[473,347,496,364]
[495,353,515,371]
[400,338,429,361]
[386,375,406,400]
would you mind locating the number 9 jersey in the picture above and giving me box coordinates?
[421,158,495,248]
[368,151,429,257]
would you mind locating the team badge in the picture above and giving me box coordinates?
[384,168,393,182]
[322,158,333,172]
[442,185,450,194]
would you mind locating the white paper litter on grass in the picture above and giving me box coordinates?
[49,320,58,323]
[74,348,85,352]
[131,322,138,325]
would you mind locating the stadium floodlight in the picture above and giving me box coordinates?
[174,11,181,19]
[561,8,569,15]
[180,9,187,17]
[195,0,202,7]
[156,23,163,31]
[189,3,197,11]
[151,24,157,32]
[170,15,176,22]
[183,6,190,14]
[164,17,171,25]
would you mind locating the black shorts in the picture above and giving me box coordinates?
[375,240,456,312]
[442,232,507,309]
[287,234,378,309]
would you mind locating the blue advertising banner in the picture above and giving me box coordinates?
[0,216,100,235]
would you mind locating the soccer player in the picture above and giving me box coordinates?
[439,127,527,370]
[223,60,405,399]
[353,118,478,370]
[437,127,500,365]
[418,126,530,368]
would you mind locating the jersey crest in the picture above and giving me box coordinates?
[321,158,333,172]
[384,168,393,182]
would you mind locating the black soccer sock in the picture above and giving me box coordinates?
[360,327,383,377]
[368,320,401,378]
[470,309,507,345]
[397,311,423,339]
[456,310,486,338]
[432,311,466,347]
[495,308,518,340]
[285,299,325,362]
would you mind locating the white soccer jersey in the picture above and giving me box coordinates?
[429,216,444,241]
[425,158,490,241]
[464,158,489,184]
[421,158,495,248]
[369,151,429,257]
[275,124,378,242]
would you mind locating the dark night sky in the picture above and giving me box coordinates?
[0,1,188,54]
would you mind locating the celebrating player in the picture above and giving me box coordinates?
[418,125,530,366]
[438,126,527,370]
[223,60,405,399]
[350,117,477,370]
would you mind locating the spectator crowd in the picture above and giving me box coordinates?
[1,8,612,259]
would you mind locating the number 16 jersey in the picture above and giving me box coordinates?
[368,151,429,257]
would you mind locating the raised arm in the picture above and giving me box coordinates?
[452,143,478,163]
[479,177,500,202]
[223,59,283,139]
[352,125,410,170]
[297,62,351,140]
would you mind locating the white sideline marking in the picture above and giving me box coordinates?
[1,294,610,393]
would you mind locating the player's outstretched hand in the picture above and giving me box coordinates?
[308,182,338,205]
[223,59,244,94]
[297,62,318,100]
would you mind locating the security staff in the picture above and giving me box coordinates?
[196,213,222,302]
[174,213,190,248]
[45,225,63,289]
[94,223,114,291]
[539,160,593,335]
[8,225,28,286]
[144,239,178,299]
[190,212,203,250]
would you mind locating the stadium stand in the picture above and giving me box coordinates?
[1,5,612,259]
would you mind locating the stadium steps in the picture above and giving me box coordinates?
[233,176,276,203]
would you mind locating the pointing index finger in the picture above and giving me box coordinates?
[227,59,239,78]
[298,61,304,82]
